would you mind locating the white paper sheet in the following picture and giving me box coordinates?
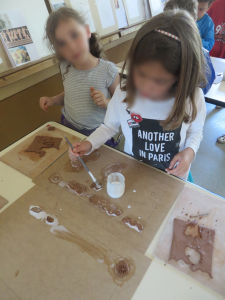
[149,0,165,16]
[96,0,116,29]
[115,0,128,28]
[70,0,96,32]
[125,0,140,19]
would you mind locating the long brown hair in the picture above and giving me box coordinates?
[121,10,206,130]
[45,7,101,59]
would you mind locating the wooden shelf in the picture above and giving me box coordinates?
[0,55,58,88]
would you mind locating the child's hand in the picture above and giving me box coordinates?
[90,87,109,108]
[39,96,54,112]
[166,148,195,178]
[68,141,92,161]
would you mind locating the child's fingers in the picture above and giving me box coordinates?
[41,102,48,112]
[167,162,187,177]
[168,155,179,170]
[93,97,104,104]
[72,142,81,153]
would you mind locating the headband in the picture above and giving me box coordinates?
[155,29,180,42]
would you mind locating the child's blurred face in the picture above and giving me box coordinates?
[55,18,91,64]
[133,61,177,100]
[198,2,209,20]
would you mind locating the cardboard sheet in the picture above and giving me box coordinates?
[0,186,151,300]
[0,124,79,179]
[154,185,225,297]
[34,146,185,254]
[0,280,21,300]
[0,195,8,210]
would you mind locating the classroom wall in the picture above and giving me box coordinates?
[0,74,62,151]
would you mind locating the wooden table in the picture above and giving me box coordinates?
[0,122,224,300]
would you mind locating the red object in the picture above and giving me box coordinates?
[131,113,143,123]
[208,0,225,58]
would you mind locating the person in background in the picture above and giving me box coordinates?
[164,0,216,94]
[39,7,119,141]
[197,0,215,51]
[208,0,225,143]
[208,0,225,58]
[69,11,207,180]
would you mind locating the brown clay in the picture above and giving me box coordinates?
[31,206,42,213]
[114,259,130,278]
[25,136,62,157]
[89,195,123,216]
[169,218,215,278]
[46,216,54,223]
[90,182,103,192]
[109,257,135,285]
[47,126,55,131]
[67,181,88,195]
[122,217,144,232]
[48,173,62,184]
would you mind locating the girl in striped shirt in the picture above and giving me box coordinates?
[39,7,119,137]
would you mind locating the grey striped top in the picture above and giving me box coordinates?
[60,59,118,130]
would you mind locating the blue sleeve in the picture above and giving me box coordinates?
[202,18,215,52]
[202,48,216,94]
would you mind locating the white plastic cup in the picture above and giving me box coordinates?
[107,172,125,199]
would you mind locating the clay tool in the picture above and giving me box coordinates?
[64,137,102,190]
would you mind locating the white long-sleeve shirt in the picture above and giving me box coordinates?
[87,86,206,171]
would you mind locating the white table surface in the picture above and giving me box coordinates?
[0,121,224,300]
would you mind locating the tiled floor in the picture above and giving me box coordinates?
[191,103,225,198]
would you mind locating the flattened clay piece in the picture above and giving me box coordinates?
[46,216,54,223]
[115,259,130,278]
[67,181,88,195]
[89,195,123,217]
[122,217,144,232]
[169,218,215,278]
[25,136,62,157]
[110,257,135,285]
[31,206,42,213]
[48,173,62,184]
[47,126,55,131]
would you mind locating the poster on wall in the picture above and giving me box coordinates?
[0,10,39,67]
